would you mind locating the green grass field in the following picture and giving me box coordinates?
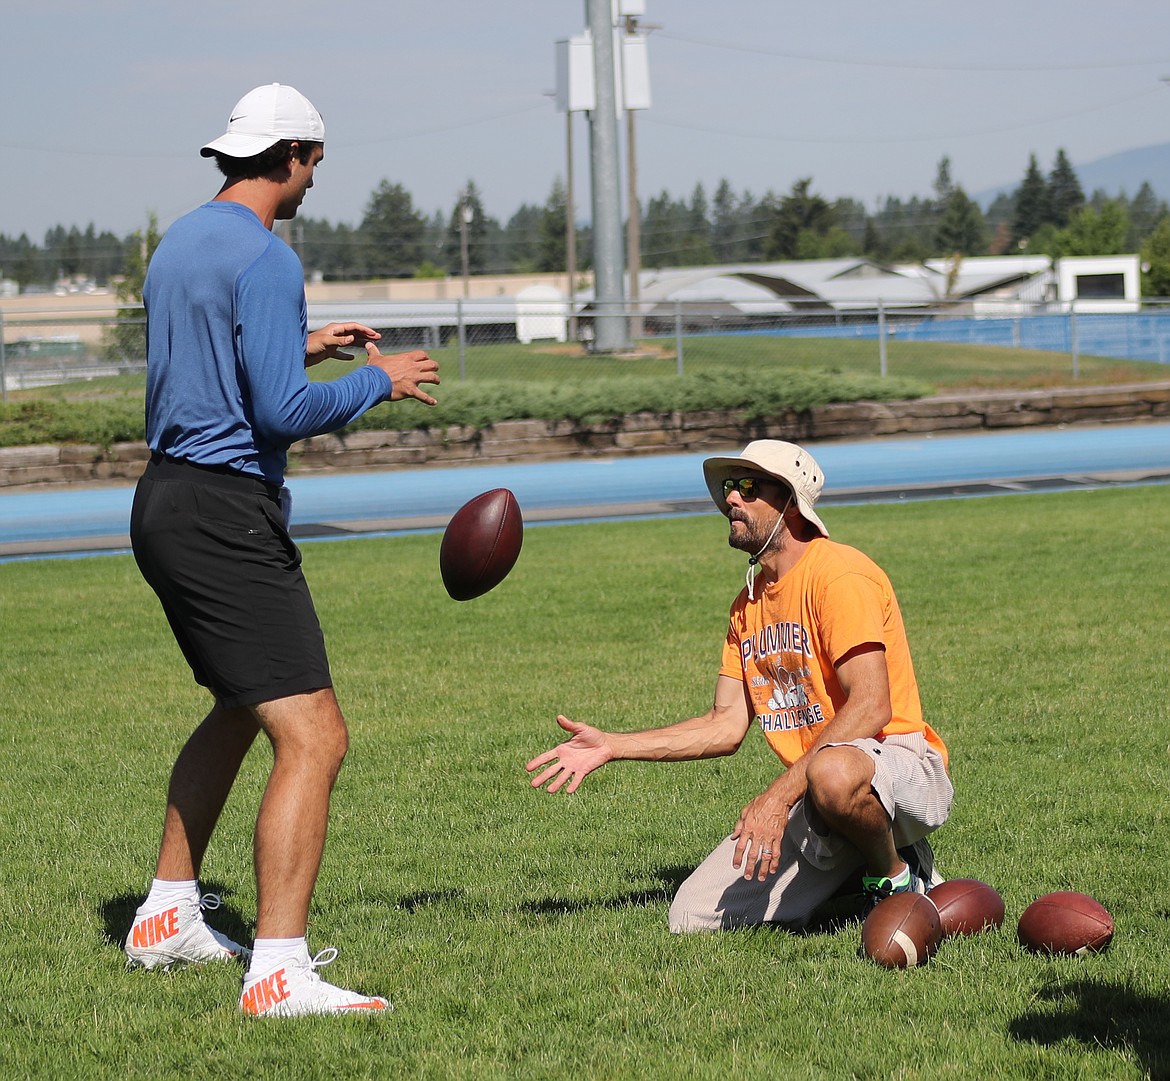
[2,487,1169,1079]
[292,335,1170,391]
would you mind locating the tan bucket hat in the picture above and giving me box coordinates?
[702,440,829,537]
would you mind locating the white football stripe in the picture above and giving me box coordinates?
[892,929,919,966]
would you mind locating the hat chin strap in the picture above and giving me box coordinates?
[746,498,790,600]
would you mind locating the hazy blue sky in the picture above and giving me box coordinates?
[3,0,1170,241]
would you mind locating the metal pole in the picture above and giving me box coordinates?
[623,15,642,343]
[1069,304,1079,381]
[674,299,684,376]
[586,0,628,353]
[457,298,467,381]
[878,299,888,377]
[0,307,7,402]
[566,110,578,343]
[626,104,642,342]
[459,194,471,299]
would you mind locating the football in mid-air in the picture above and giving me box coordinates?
[861,892,942,968]
[928,878,1006,937]
[1017,891,1114,956]
[439,488,524,601]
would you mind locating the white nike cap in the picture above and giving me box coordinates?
[200,83,324,158]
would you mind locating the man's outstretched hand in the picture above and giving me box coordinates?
[305,322,381,366]
[365,343,440,406]
[525,714,613,794]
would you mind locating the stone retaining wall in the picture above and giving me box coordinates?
[4,381,1170,488]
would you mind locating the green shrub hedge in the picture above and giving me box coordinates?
[0,369,927,449]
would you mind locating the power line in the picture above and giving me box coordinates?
[0,104,551,159]
[656,30,1170,73]
[644,86,1165,146]
[338,103,551,149]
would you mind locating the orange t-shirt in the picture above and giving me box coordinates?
[719,538,947,769]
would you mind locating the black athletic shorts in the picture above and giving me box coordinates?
[130,454,332,710]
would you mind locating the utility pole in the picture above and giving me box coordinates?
[459,191,472,298]
[565,109,578,341]
[557,4,650,351]
[623,11,643,340]
[586,0,628,352]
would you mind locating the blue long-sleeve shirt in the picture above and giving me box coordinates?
[143,201,391,485]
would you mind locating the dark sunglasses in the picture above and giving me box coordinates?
[722,476,767,501]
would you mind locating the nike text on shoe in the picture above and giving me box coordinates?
[125,893,250,970]
[240,948,390,1018]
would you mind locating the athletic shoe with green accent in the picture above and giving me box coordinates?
[240,948,390,1018]
[899,838,943,889]
[861,865,928,916]
[125,892,250,969]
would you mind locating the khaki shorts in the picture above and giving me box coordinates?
[668,733,953,933]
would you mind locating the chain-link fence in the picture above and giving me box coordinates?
[4,296,1170,399]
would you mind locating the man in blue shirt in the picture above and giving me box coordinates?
[125,83,439,1017]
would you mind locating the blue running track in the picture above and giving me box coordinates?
[2,422,1168,562]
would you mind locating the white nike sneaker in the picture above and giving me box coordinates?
[240,948,390,1017]
[125,892,250,970]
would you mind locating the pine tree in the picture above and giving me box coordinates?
[1127,182,1168,249]
[1047,149,1084,229]
[641,189,690,268]
[679,183,714,265]
[1012,154,1050,247]
[935,187,986,256]
[444,181,491,276]
[932,156,956,207]
[503,203,543,272]
[766,178,834,260]
[711,179,740,262]
[537,178,568,273]
[359,181,426,278]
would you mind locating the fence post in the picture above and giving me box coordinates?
[457,299,467,382]
[877,299,887,377]
[1068,304,1079,381]
[674,300,684,376]
[0,306,6,402]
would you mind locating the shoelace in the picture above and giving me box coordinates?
[198,892,224,913]
[309,947,339,971]
[863,878,897,899]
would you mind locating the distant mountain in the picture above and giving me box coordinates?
[976,142,1170,207]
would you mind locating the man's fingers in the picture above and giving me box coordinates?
[732,835,777,880]
[528,758,587,794]
[525,749,558,772]
[546,768,572,794]
[528,762,562,788]
[743,846,758,879]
